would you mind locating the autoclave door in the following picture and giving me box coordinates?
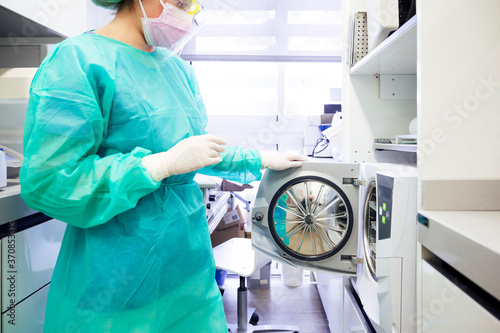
[362,180,378,282]
[251,162,360,275]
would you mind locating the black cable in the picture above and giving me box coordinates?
[312,137,329,157]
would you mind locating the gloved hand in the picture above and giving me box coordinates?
[141,134,226,181]
[261,151,308,171]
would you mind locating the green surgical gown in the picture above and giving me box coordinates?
[20,33,262,333]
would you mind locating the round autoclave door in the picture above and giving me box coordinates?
[251,163,360,275]
[269,176,353,260]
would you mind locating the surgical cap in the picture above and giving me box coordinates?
[91,0,123,8]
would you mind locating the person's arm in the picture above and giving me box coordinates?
[20,47,160,229]
[198,147,308,184]
[198,146,263,184]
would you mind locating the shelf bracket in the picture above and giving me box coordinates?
[379,75,417,99]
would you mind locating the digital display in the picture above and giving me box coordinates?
[378,184,393,240]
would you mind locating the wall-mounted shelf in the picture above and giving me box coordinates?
[0,5,66,41]
[350,15,417,76]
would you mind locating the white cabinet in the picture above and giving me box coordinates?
[417,0,500,211]
[1,217,66,332]
[1,218,65,313]
[420,260,500,333]
[0,184,66,333]
[2,284,49,333]
[341,0,417,165]
[340,0,500,332]
[415,2,500,333]
[418,211,500,333]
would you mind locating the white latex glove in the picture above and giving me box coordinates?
[260,152,308,171]
[141,134,226,182]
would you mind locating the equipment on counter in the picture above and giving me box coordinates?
[367,0,416,51]
[0,145,24,180]
[0,150,6,188]
[195,175,254,233]
[304,112,342,160]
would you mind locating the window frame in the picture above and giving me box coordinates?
[180,0,343,151]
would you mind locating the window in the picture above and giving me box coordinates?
[183,0,343,117]
[193,61,342,116]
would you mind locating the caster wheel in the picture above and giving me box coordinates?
[249,312,259,325]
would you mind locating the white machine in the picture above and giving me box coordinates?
[355,163,417,333]
[367,0,416,51]
[0,145,23,179]
[367,0,399,51]
[251,161,417,333]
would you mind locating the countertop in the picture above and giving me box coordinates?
[0,179,37,226]
[0,176,227,227]
[418,210,500,301]
[0,178,20,197]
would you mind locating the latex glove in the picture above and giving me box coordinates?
[141,134,226,181]
[261,152,308,171]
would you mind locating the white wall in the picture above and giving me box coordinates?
[418,0,500,180]
[85,0,115,31]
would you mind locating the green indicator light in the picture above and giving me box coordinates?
[383,203,387,211]
[382,216,386,224]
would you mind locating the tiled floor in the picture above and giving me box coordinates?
[222,274,332,333]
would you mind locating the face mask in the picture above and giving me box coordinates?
[139,0,194,49]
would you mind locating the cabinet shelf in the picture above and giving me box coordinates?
[373,143,417,153]
[350,15,417,76]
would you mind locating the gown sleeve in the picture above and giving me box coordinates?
[20,43,160,229]
[182,61,263,184]
[198,146,262,184]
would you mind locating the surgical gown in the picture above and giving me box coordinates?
[20,32,262,333]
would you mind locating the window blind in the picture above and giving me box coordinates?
[182,0,342,61]
[183,0,343,133]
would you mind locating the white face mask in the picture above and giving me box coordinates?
[139,0,194,49]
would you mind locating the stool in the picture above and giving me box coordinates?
[213,238,300,333]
